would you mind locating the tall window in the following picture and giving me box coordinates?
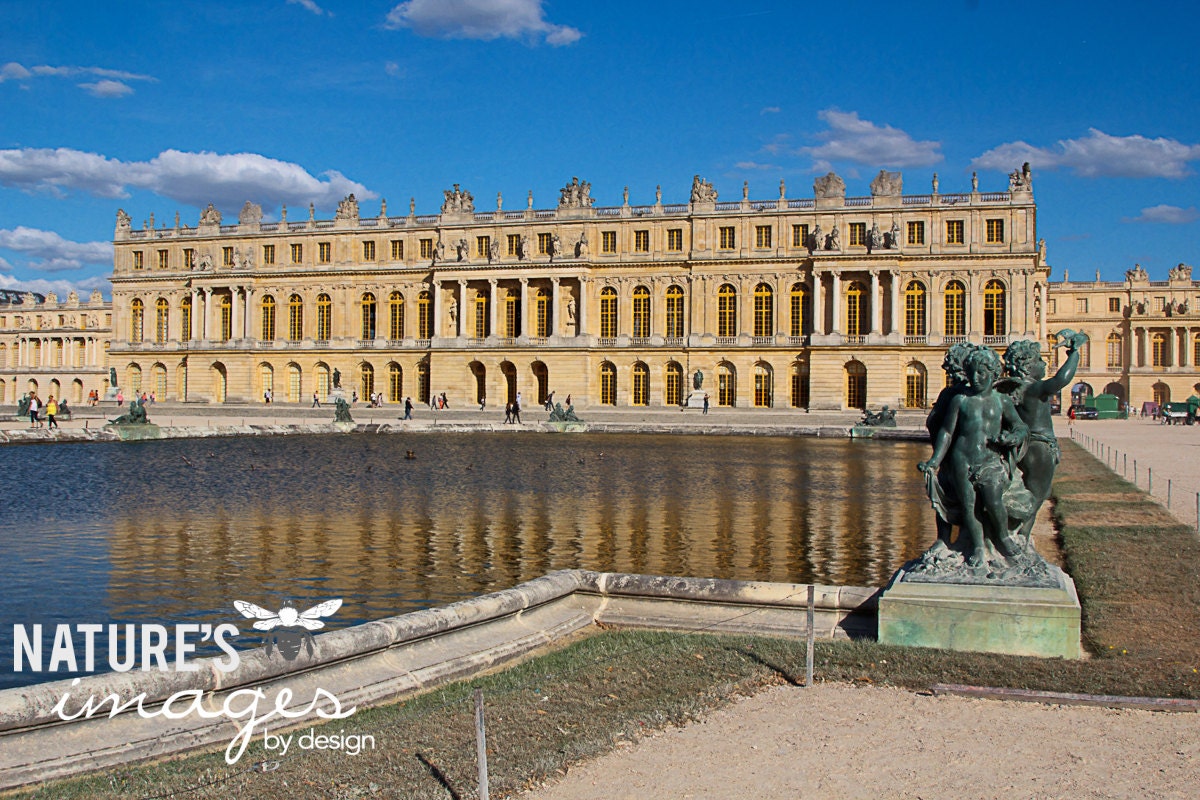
[538,233,553,255]
[754,363,773,407]
[986,219,1005,243]
[154,364,168,398]
[846,361,867,410]
[718,284,737,337]
[133,251,144,270]
[634,230,650,252]
[288,294,303,341]
[389,292,404,340]
[261,295,276,341]
[507,234,521,256]
[318,242,331,263]
[357,363,373,400]
[222,247,234,267]
[666,229,683,251]
[632,286,650,337]
[183,248,194,269]
[601,231,617,253]
[219,294,232,341]
[362,241,376,261]
[261,365,273,401]
[417,360,430,403]
[535,288,550,337]
[665,285,684,338]
[360,293,377,339]
[291,243,303,263]
[600,362,616,405]
[420,239,434,259]
[944,280,966,337]
[753,283,773,337]
[389,363,403,402]
[1152,333,1167,367]
[391,240,404,260]
[755,226,772,248]
[718,227,735,249]
[158,250,169,269]
[665,362,683,406]
[717,363,735,406]
[946,220,965,245]
[905,363,927,408]
[790,283,808,337]
[1106,333,1122,368]
[790,360,810,408]
[904,281,927,337]
[907,221,925,245]
[474,290,488,338]
[632,362,649,406]
[600,287,618,338]
[262,244,275,265]
[846,281,866,336]
[418,292,432,339]
[849,222,867,247]
[477,236,490,259]
[316,294,332,340]
[130,299,144,342]
[504,289,518,337]
[983,280,1006,337]
[155,298,169,343]
[288,364,301,402]
[792,224,809,248]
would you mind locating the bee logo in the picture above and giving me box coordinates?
[233,599,343,661]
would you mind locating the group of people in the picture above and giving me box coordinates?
[20,392,66,429]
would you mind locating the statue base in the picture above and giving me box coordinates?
[547,421,587,433]
[685,390,707,409]
[877,564,1081,659]
[107,423,163,442]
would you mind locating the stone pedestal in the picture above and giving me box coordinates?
[685,390,707,409]
[877,565,1081,659]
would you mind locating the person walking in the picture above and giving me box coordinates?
[312,390,321,408]
[512,398,522,424]
[45,396,58,429]
[703,393,710,415]
[403,397,414,420]
[28,393,41,428]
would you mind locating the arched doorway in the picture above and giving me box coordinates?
[1071,382,1094,409]
[1152,382,1170,407]
[845,360,867,410]
[501,361,517,404]
[470,361,486,406]
[212,363,228,403]
[531,361,549,405]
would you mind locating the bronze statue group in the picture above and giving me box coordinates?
[915,330,1087,581]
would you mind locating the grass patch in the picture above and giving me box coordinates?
[14,440,1200,799]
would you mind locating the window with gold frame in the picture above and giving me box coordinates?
[288,294,303,341]
[261,295,276,341]
[717,284,737,337]
[156,297,169,343]
[600,361,616,405]
[904,281,927,336]
[130,298,144,342]
[389,292,404,340]
[631,362,649,406]
[600,287,618,338]
[665,285,684,338]
[665,361,683,406]
[790,282,808,337]
[753,283,772,337]
[316,294,332,340]
[632,286,650,337]
[944,280,966,337]
[983,280,1006,337]
[418,292,432,339]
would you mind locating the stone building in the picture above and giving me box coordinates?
[107,166,1048,410]
[1044,262,1200,409]
[0,289,113,405]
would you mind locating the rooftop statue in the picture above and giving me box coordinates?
[239,201,263,226]
[690,175,718,203]
[199,203,222,226]
[813,172,845,199]
[869,170,902,197]
[334,194,359,220]
[558,177,594,209]
[441,184,474,214]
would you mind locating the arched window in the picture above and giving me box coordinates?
[316,364,330,400]
[904,281,927,337]
[846,360,867,410]
[504,288,519,337]
[665,286,684,338]
[260,364,273,400]
[790,359,810,409]
[905,362,927,408]
[418,291,432,339]
[261,295,276,341]
[360,362,375,399]
[474,290,488,338]
[790,283,808,337]
[316,293,332,341]
[944,280,966,338]
[288,294,304,341]
[1152,382,1170,406]
[535,288,550,337]
[632,286,651,338]
[718,284,737,337]
[288,363,301,402]
[753,284,773,337]
[600,287,618,338]
[417,360,430,403]
[389,291,405,340]
[0,343,6,368]
[717,362,735,406]
[219,293,232,341]
[983,280,1006,337]
[665,361,683,406]
[153,364,167,398]
[360,292,377,340]
[845,281,866,337]
[130,298,144,342]
[389,363,403,402]
[754,362,773,407]
[181,296,192,342]
[632,362,649,405]
[600,361,617,405]
[155,298,169,343]
[128,364,143,395]
[1194,333,1200,369]
[1152,332,1168,367]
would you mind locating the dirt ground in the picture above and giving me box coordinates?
[520,682,1199,799]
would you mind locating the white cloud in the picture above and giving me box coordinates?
[0,61,156,96]
[0,272,110,298]
[287,0,332,16]
[973,129,1200,179]
[0,147,376,214]
[795,109,942,171]
[385,61,405,78]
[79,79,134,98]
[385,0,582,46]
[0,227,113,272]
[760,106,780,114]
[1122,204,1200,224]
[735,161,778,171]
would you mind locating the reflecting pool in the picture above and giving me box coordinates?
[0,432,934,688]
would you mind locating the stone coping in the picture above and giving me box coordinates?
[0,570,878,791]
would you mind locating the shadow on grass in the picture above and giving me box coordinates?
[416,752,462,800]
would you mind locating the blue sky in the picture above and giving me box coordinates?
[1,0,1197,297]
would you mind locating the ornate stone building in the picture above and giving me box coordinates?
[0,289,113,404]
[107,166,1048,410]
[1044,262,1200,409]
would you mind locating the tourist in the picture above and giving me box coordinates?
[264,389,272,404]
[403,397,413,420]
[440,391,450,409]
[703,393,710,415]
[149,392,156,404]
[512,399,522,424]
[116,390,124,406]
[28,393,41,428]
[479,396,486,411]
[504,402,513,424]
[312,391,321,408]
[544,391,554,411]
[45,396,58,429]
[351,390,358,405]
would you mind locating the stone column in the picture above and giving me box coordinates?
[488,279,498,337]
[831,271,842,335]
[432,280,442,338]
[577,277,588,336]
[1178,326,1187,367]
[551,277,561,337]
[190,289,199,341]
[202,288,212,341]
[520,277,530,338]
[812,271,824,336]
[870,270,882,335]
[890,272,902,336]
[1039,282,1047,343]
[230,286,240,341]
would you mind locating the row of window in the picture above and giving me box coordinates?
[129,218,1011,270]
[0,339,89,368]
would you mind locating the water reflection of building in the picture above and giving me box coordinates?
[0,289,113,404]
[102,438,934,624]
[107,168,1047,411]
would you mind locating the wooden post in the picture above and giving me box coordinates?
[475,688,489,800]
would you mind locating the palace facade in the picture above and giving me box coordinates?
[0,289,113,405]
[107,166,1052,411]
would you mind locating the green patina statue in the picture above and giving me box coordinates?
[333,396,354,424]
[109,396,149,425]
[858,405,897,427]
[548,402,581,423]
[17,393,31,417]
